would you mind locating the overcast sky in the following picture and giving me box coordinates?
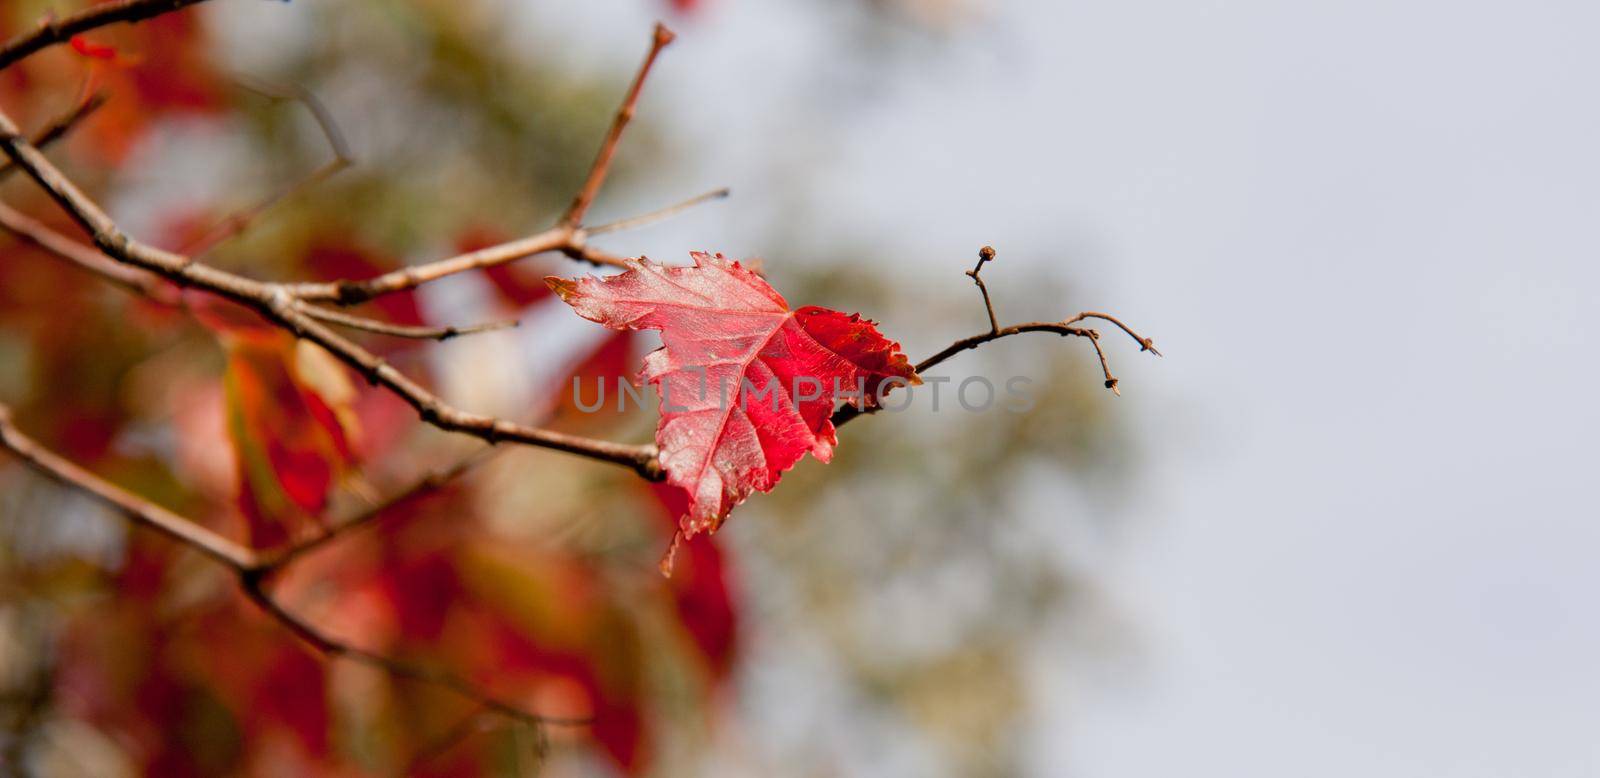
[497,0,1600,774]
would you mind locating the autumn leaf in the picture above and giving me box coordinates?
[547,252,919,540]
[648,482,738,678]
[223,331,357,545]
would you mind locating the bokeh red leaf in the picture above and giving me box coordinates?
[455,226,557,310]
[306,241,428,328]
[650,482,738,678]
[222,331,357,545]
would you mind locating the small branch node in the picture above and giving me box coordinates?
[635,449,665,481]
[966,244,1001,336]
[653,21,677,48]
[334,280,371,306]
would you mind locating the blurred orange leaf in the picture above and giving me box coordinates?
[224,331,356,545]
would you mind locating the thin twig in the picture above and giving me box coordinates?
[0,202,178,304]
[910,319,1154,376]
[559,22,676,228]
[1062,311,1163,356]
[832,248,1160,427]
[0,406,260,569]
[239,78,353,163]
[967,244,1000,335]
[0,90,106,182]
[831,319,1147,427]
[287,227,583,303]
[302,305,518,341]
[585,187,729,236]
[236,575,590,729]
[179,80,354,256]
[285,199,702,305]
[0,0,217,72]
[1081,329,1120,395]
[0,404,586,729]
[258,446,502,570]
[915,248,1159,377]
[0,10,671,306]
[283,223,645,305]
[2,204,509,341]
[289,25,689,305]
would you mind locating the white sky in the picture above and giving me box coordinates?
[477,0,1598,774]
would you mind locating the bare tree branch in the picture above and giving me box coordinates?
[282,209,708,305]
[910,319,1157,378]
[235,575,588,730]
[832,247,1161,427]
[0,0,216,72]
[0,108,663,479]
[559,23,676,228]
[0,404,587,730]
[289,25,711,306]
[1060,311,1163,356]
[287,225,592,303]
[0,405,257,570]
[585,186,730,236]
[968,244,1000,335]
[258,446,500,570]
[0,15,722,318]
[0,89,106,182]
[0,202,178,304]
[302,304,518,341]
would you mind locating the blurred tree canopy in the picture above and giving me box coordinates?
[0,1,1133,776]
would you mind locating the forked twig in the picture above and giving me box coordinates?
[968,244,1000,335]
[288,23,694,305]
[0,405,587,731]
[0,202,177,304]
[0,90,106,182]
[258,445,502,570]
[179,80,355,257]
[0,89,664,479]
[833,245,1160,427]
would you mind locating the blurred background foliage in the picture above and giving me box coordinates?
[0,0,1133,775]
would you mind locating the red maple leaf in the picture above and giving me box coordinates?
[547,252,919,540]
